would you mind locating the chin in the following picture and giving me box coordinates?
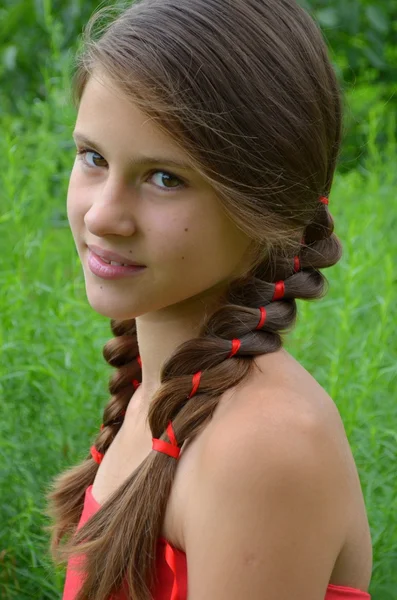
[89,302,138,321]
[84,285,140,321]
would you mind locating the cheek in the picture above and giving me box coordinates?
[146,207,205,263]
[147,226,193,282]
[149,206,235,281]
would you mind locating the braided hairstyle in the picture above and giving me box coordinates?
[46,0,344,598]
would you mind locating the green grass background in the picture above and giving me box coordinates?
[1,8,397,600]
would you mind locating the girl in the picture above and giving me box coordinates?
[46,0,373,598]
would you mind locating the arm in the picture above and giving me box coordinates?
[184,393,348,600]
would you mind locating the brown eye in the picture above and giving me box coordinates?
[148,170,184,191]
[76,149,107,168]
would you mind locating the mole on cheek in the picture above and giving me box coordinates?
[184,228,189,232]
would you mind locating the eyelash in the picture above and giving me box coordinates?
[75,148,186,191]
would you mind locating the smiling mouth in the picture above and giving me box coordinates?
[86,244,146,267]
[87,250,147,279]
[100,257,132,267]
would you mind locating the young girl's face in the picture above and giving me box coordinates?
[67,71,252,320]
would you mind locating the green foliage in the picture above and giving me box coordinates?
[1,88,397,596]
[1,0,82,109]
[303,0,397,82]
[301,0,397,173]
[1,0,397,172]
[1,2,397,598]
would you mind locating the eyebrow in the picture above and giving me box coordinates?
[72,131,193,171]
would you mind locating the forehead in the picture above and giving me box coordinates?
[75,73,187,160]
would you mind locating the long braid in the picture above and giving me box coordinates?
[89,320,141,464]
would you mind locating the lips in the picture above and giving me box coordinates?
[87,244,145,267]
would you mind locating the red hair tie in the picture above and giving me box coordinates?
[293,256,301,273]
[256,307,267,329]
[272,281,285,301]
[90,445,104,465]
[152,421,181,459]
[188,371,202,399]
[228,339,241,358]
[132,355,142,389]
[319,196,329,205]
[152,337,243,460]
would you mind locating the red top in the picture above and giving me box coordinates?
[62,485,371,600]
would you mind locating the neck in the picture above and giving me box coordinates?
[131,282,230,416]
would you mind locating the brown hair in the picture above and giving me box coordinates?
[46,0,343,598]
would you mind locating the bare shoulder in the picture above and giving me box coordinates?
[202,349,350,484]
[179,349,372,598]
[205,347,350,460]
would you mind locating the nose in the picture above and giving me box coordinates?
[84,179,139,237]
